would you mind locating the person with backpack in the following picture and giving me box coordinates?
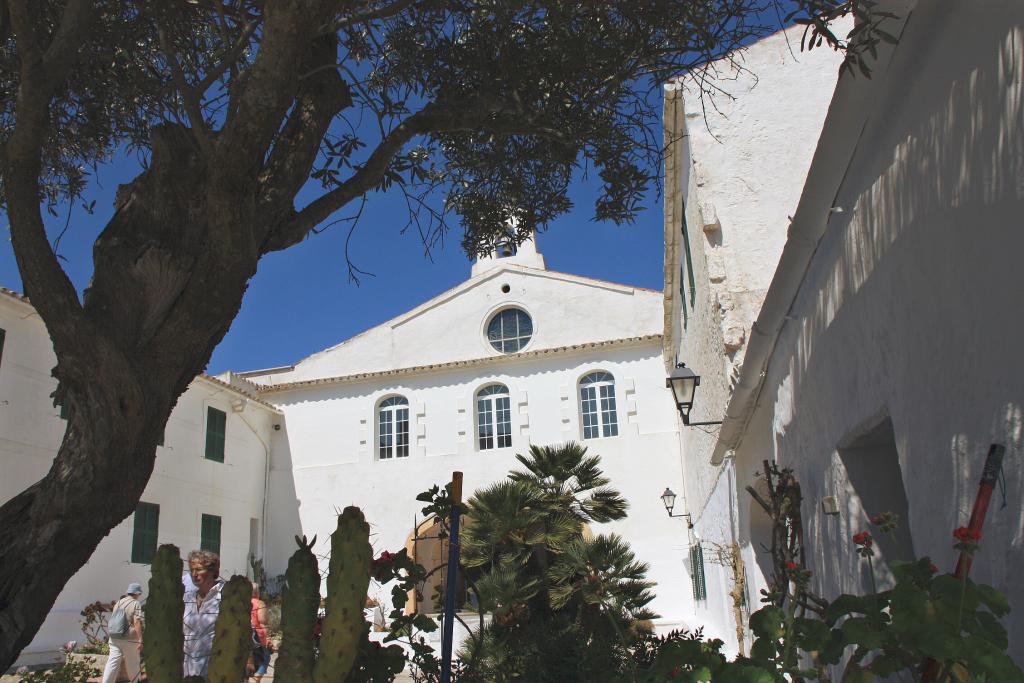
[102,582,144,683]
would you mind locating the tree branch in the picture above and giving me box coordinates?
[268,98,568,253]
[7,0,93,91]
[318,0,419,35]
[220,1,336,174]
[193,19,258,96]
[2,0,95,363]
[41,0,94,85]
[154,20,214,156]
[264,101,460,252]
[256,35,352,227]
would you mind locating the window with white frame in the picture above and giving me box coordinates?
[579,371,619,439]
[476,384,511,450]
[378,395,410,459]
[486,308,532,353]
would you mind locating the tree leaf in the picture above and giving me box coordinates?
[749,607,785,639]
[841,617,886,650]
[975,583,1010,617]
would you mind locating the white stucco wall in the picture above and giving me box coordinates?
[728,0,1024,661]
[674,22,850,370]
[664,22,849,520]
[248,265,662,386]
[0,292,276,667]
[661,26,848,652]
[261,342,700,631]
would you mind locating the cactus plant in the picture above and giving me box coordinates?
[144,508,381,683]
[146,545,184,683]
[205,575,253,683]
[314,507,373,683]
[275,535,321,683]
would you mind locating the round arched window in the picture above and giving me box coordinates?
[486,308,533,353]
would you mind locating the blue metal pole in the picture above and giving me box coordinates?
[440,472,463,683]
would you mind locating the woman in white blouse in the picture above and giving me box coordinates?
[182,550,225,680]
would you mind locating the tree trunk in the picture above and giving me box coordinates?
[0,127,258,670]
[0,357,154,669]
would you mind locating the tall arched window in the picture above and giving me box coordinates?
[378,396,409,459]
[579,372,618,439]
[476,384,511,450]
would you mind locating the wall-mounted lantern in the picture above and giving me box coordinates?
[660,487,692,528]
[666,363,722,427]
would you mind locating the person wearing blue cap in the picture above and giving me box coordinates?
[101,582,144,683]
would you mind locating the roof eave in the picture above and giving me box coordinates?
[256,334,663,395]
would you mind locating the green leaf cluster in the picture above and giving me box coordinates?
[14,661,100,683]
[633,558,1023,682]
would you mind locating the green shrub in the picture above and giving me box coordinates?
[15,661,100,683]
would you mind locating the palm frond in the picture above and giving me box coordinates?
[546,533,657,618]
[580,486,629,523]
[463,479,544,567]
[472,562,540,617]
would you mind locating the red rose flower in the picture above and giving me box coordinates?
[370,550,399,580]
[870,514,884,525]
[852,531,872,547]
[786,561,799,571]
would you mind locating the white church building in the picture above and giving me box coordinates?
[2,235,705,666]
[237,237,696,627]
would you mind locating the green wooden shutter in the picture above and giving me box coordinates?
[679,264,689,330]
[680,212,696,308]
[690,543,707,602]
[201,513,222,555]
[205,407,226,462]
[59,402,69,420]
[0,327,6,368]
[131,502,160,564]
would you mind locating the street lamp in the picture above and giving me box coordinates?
[660,487,692,527]
[666,363,722,426]
[660,487,677,515]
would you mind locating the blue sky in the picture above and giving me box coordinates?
[0,149,665,375]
